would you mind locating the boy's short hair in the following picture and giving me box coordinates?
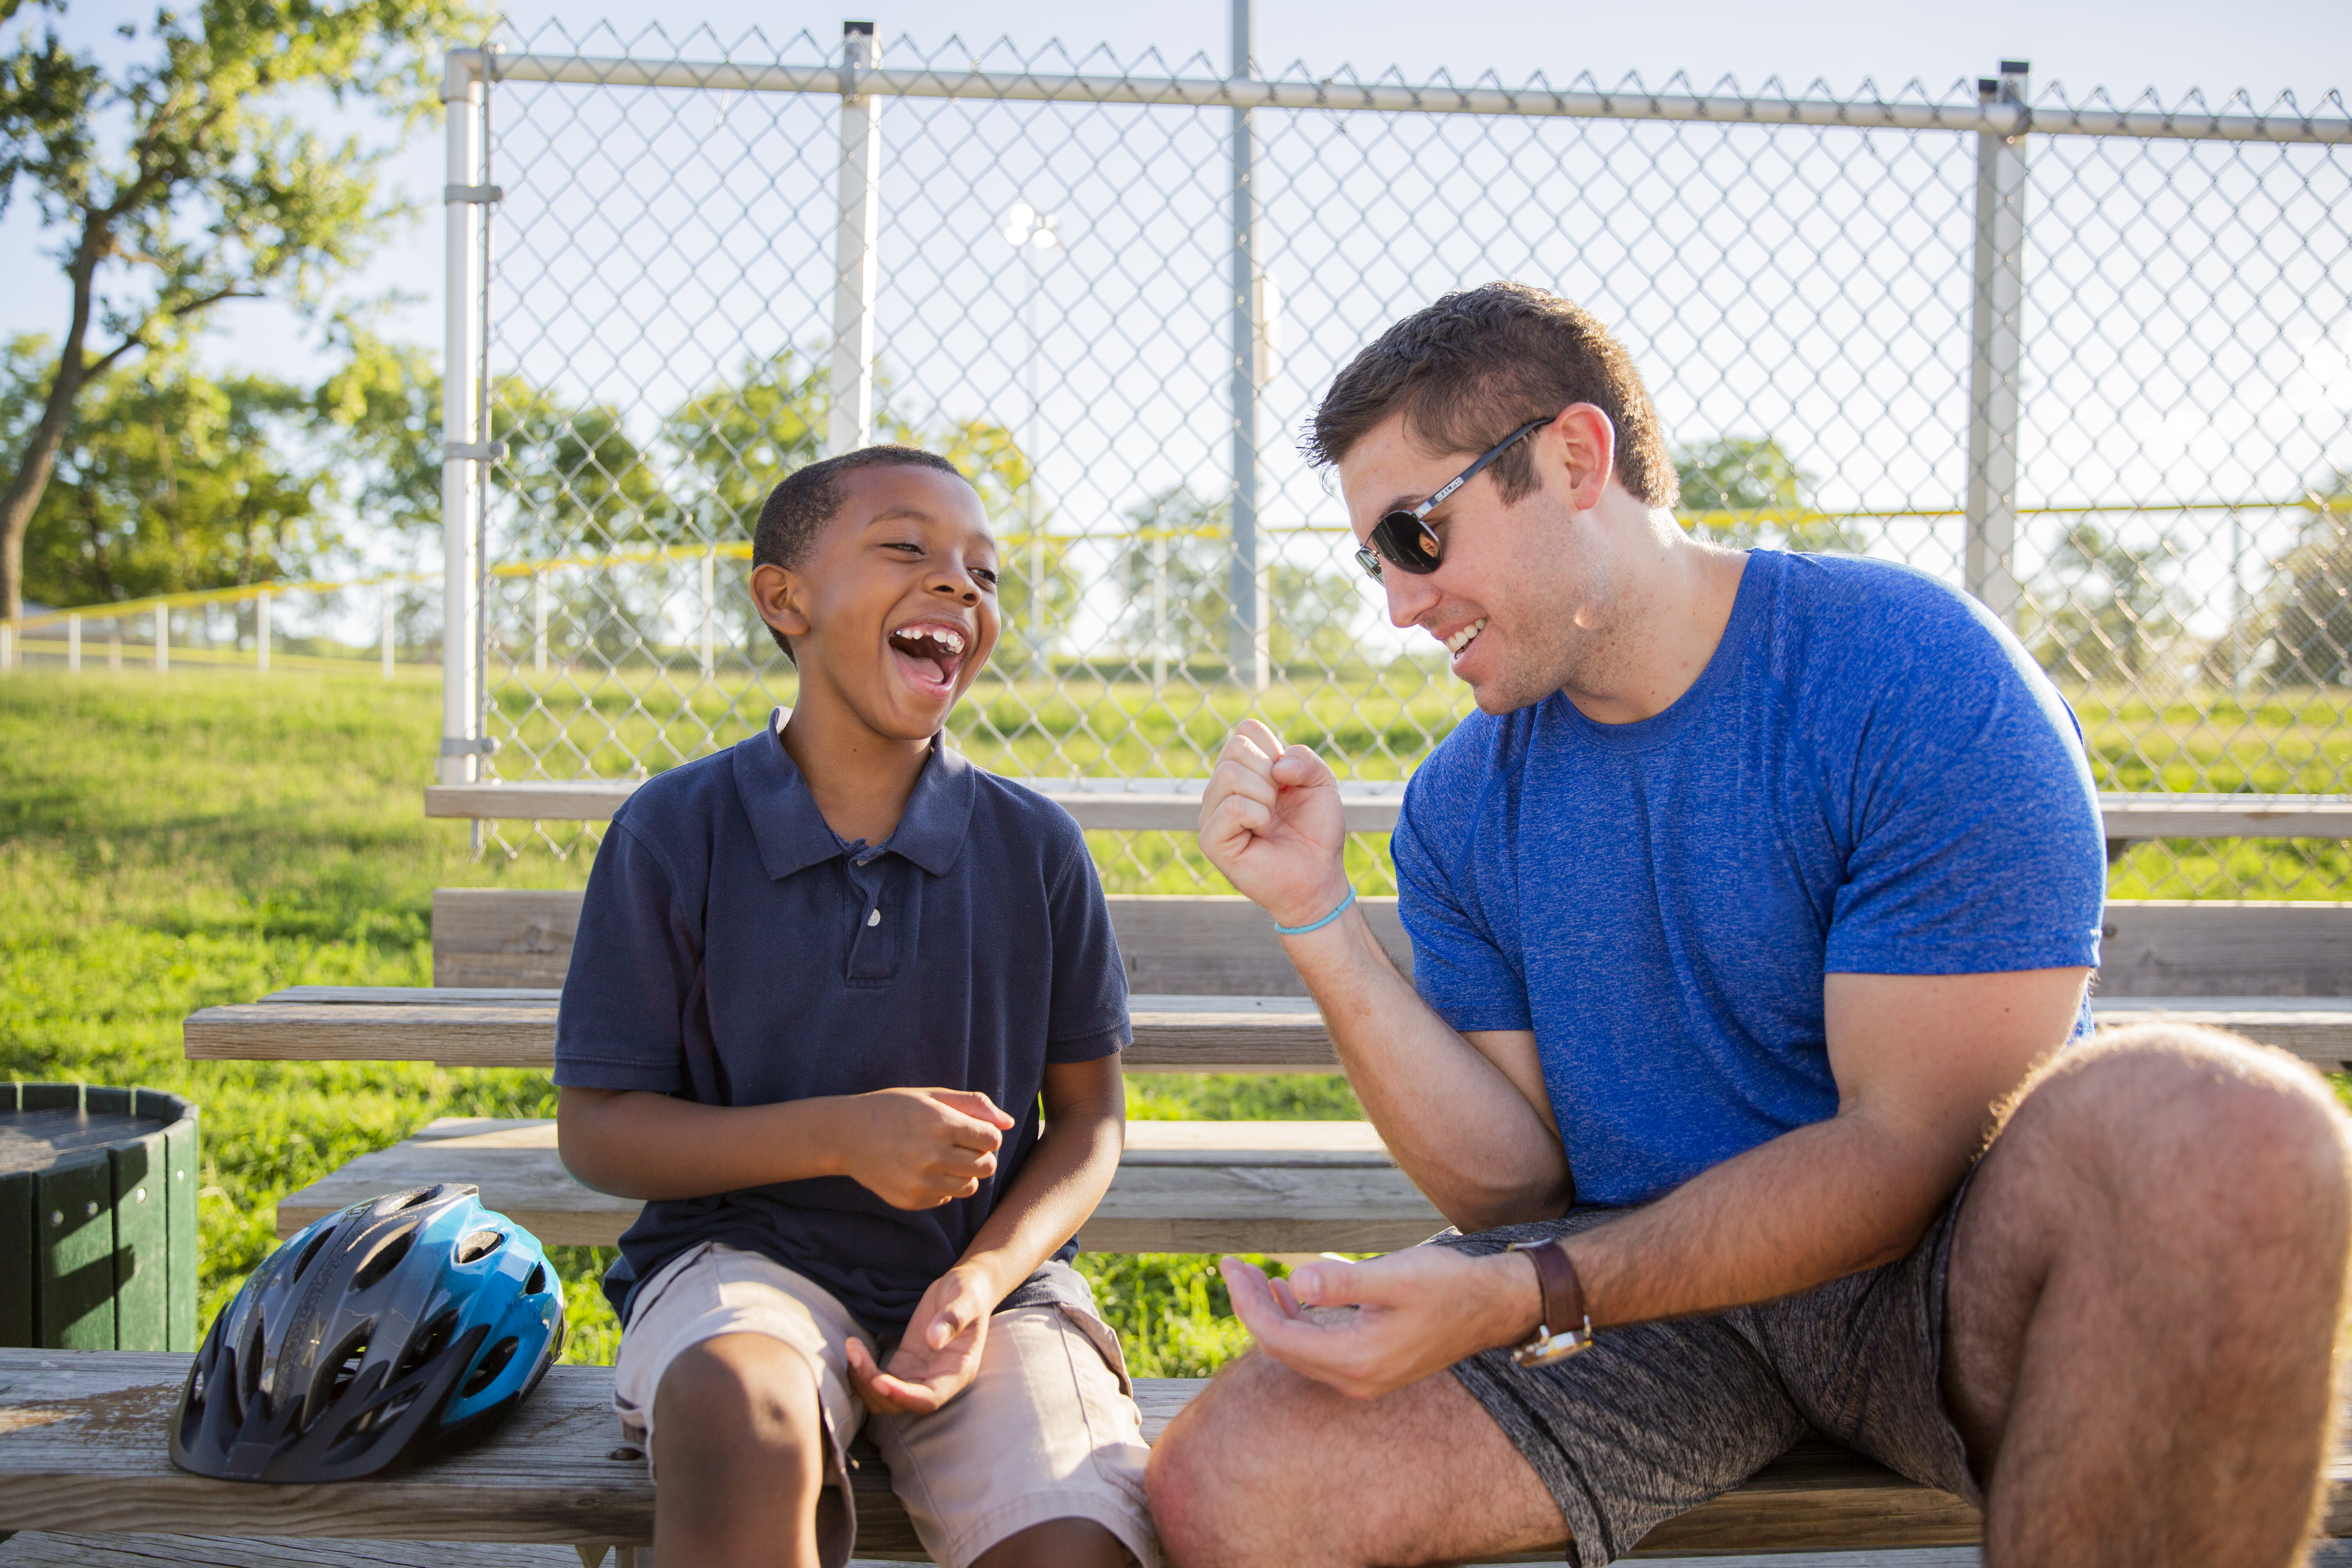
[752,444,968,659]
[1305,281,1680,510]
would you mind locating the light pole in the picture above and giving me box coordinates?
[1001,200,1061,680]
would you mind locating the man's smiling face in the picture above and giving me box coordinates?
[1339,408,1616,716]
[760,465,1003,741]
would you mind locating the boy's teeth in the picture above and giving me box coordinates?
[1446,618,1487,656]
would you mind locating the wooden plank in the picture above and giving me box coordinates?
[271,1120,1444,1252]
[424,890,1411,996]
[6,1352,2346,1556]
[424,780,1408,833]
[420,888,2352,1004]
[2100,795,2352,841]
[0,1535,597,1565]
[2100,902,2352,998]
[431,890,581,989]
[2095,998,2352,1071]
[187,989,2352,1077]
[424,782,2352,842]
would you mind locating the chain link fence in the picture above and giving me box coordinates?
[437,23,2352,890]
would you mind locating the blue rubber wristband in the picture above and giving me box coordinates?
[1273,886,1357,936]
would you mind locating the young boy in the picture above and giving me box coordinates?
[554,445,1151,1568]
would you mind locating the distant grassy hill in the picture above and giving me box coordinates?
[0,668,1346,1372]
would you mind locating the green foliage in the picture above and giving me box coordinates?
[1673,436,1862,553]
[6,334,336,604]
[1111,486,1367,673]
[664,349,826,543]
[0,0,487,617]
[2029,522,2186,683]
[2264,477,2352,688]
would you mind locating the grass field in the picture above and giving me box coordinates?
[2,666,2347,1378]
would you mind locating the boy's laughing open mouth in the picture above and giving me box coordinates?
[887,619,970,694]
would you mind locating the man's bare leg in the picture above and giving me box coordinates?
[1944,1025,2352,1568]
[1147,1347,1565,1568]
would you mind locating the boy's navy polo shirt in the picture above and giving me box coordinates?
[553,713,1130,1337]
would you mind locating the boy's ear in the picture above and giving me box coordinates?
[749,561,812,644]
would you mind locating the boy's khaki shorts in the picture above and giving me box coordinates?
[612,1242,1156,1568]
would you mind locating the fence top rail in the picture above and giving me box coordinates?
[467,47,2352,144]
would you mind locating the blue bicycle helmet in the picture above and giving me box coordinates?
[170,1183,564,1482]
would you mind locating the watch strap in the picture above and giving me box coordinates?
[1510,1238,1584,1337]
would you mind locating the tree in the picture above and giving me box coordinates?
[664,348,826,544]
[1112,486,1362,676]
[1673,436,1863,553]
[2030,521,2185,684]
[3,332,335,607]
[2263,477,2352,688]
[0,0,482,620]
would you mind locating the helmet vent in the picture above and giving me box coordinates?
[350,1226,417,1292]
[395,1187,439,1212]
[291,1223,338,1283]
[240,1311,268,1409]
[401,1308,460,1378]
[460,1335,520,1398]
[523,1263,546,1296]
[454,1228,505,1265]
[311,1327,372,1431]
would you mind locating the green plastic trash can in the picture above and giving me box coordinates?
[0,1082,200,1351]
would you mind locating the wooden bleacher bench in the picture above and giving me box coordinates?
[13,866,2349,1560]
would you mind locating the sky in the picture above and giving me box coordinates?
[5,0,2347,386]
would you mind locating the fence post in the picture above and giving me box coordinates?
[1151,532,1169,688]
[441,50,492,785]
[532,570,548,676]
[829,20,882,456]
[255,589,271,673]
[0,621,12,673]
[1964,60,2029,628]
[153,608,168,673]
[67,613,80,673]
[1225,0,1267,691]
[383,587,397,680]
[699,549,717,681]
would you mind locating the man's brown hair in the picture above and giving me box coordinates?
[1305,281,1679,510]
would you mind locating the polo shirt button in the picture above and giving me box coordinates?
[866,908,881,927]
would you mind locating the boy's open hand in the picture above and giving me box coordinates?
[842,1087,1016,1210]
[1199,719,1351,930]
[844,1265,991,1415]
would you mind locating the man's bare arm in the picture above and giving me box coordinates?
[1274,906,1569,1229]
[1227,964,2088,1397]
[1199,721,1568,1227]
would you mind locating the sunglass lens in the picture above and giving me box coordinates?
[1370,513,1441,575]
[1354,546,1384,581]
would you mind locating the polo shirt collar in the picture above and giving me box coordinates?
[735,707,976,881]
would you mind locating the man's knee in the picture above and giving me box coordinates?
[655,1334,825,1474]
[1148,1354,1310,1560]
[2002,1024,2352,1250]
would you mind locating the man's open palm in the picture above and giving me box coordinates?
[1199,719,1352,929]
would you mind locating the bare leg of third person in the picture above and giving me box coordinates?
[1147,1348,1566,1568]
[1942,1026,2352,1568]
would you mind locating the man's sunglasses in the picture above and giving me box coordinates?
[1353,416,1554,582]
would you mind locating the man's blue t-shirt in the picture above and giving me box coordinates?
[1393,551,2106,1207]
[553,715,1131,1336]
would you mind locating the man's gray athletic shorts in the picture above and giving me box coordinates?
[1440,1177,1982,1568]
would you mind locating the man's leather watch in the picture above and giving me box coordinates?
[1506,1239,1593,1368]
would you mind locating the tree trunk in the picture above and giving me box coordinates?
[2,216,118,623]
[0,357,86,623]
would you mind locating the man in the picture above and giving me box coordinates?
[1145,282,2351,1568]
